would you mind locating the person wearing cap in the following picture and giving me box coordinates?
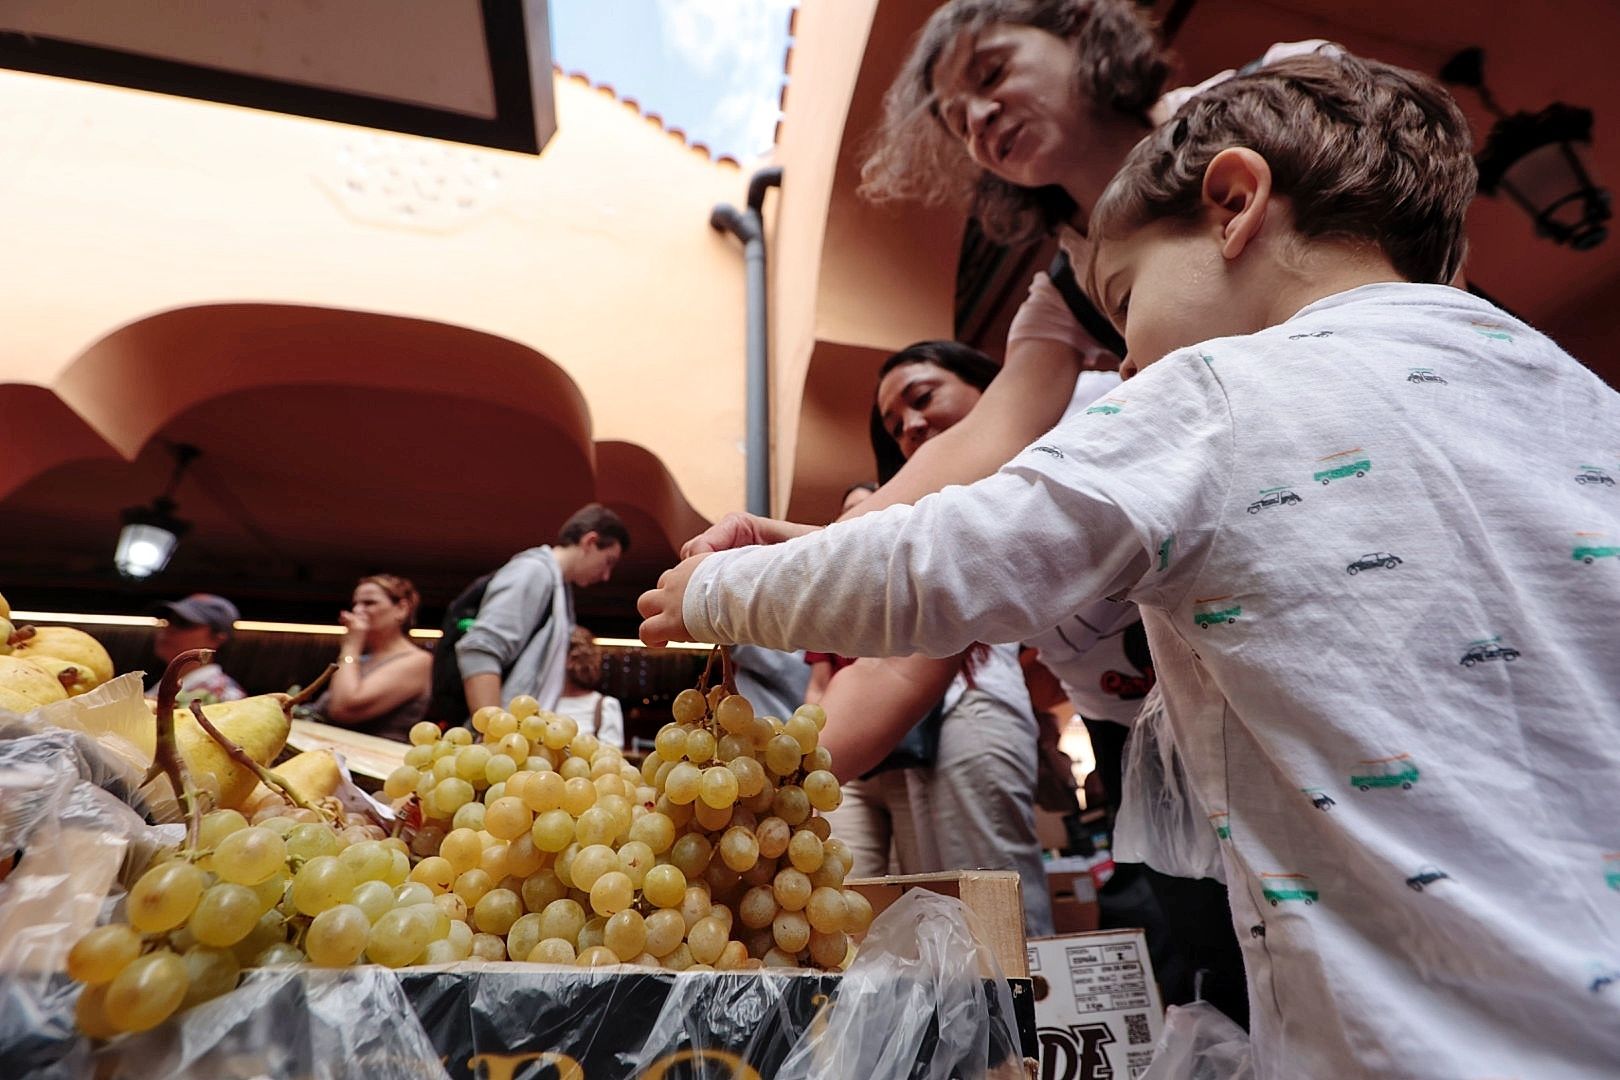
[147,593,246,705]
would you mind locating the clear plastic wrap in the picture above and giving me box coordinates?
[0,728,158,975]
[777,888,1027,1079]
[1113,686,1226,882]
[1140,1001,1253,1080]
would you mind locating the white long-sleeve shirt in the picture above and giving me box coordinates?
[686,283,1620,1078]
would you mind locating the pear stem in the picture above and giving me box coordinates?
[285,664,337,710]
[188,699,330,820]
[7,624,36,648]
[148,648,212,852]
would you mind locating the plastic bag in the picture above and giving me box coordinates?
[776,888,1028,1079]
[0,728,157,976]
[1140,1001,1253,1080]
[1113,685,1225,882]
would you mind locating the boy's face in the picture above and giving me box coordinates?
[1091,219,1260,378]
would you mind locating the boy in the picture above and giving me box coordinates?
[640,54,1620,1076]
[451,503,627,717]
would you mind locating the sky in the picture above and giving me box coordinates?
[549,0,795,162]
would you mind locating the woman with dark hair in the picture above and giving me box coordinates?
[817,340,1053,937]
[314,574,432,741]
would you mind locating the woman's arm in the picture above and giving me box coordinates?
[803,658,835,705]
[818,655,961,781]
[845,337,1080,518]
[325,650,432,725]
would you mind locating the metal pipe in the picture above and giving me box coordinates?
[710,165,783,516]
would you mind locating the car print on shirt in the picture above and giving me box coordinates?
[1590,966,1620,994]
[1287,330,1334,340]
[1407,368,1447,384]
[1302,788,1336,811]
[1313,448,1371,485]
[1406,865,1449,892]
[1604,853,1620,891]
[1575,466,1615,486]
[1347,552,1403,574]
[1085,396,1126,416]
[1247,487,1302,514]
[1209,811,1231,840]
[1471,322,1514,342]
[1573,532,1620,564]
[1350,753,1420,792]
[1157,534,1175,572]
[1460,637,1520,667]
[1192,596,1241,629]
[1260,873,1319,906]
[1030,444,1064,460]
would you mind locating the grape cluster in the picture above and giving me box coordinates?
[67,672,872,1038]
[67,809,413,1037]
[379,685,873,970]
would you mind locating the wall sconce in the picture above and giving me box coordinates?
[1443,47,1611,251]
[115,443,199,580]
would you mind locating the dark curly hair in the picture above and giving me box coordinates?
[1088,53,1476,286]
[859,0,1170,246]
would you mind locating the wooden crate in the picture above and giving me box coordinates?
[847,869,1029,978]
[286,718,408,783]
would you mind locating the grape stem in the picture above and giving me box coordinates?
[188,699,331,821]
[698,648,720,696]
[719,646,738,695]
[146,647,213,852]
[284,663,337,709]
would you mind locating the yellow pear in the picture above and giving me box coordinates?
[0,685,41,714]
[0,655,69,706]
[0,617,13,656]
[241,749,343,817]
[19,656,89,696]
[175,695,292,811]
[13,627,114,688]
[0,590,10,620]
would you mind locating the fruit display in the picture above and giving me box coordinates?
[62,645,874,1040]
[0,592,116,708]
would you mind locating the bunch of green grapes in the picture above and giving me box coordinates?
[382,687,874,970]
[67,807,465,1038]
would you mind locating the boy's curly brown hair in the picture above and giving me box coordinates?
[1088,53,1477,285]
[859,0,1169,247]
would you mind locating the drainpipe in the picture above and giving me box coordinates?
[709,165,782,516]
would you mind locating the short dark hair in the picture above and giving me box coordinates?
[557,503,630,552]
[869,341,1001,482]
[860,0,1169,246]
[1089,53,1476,285]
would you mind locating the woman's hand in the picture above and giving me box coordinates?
[637,553,712,646]
[337,609,369,648]
[680,513,820,558]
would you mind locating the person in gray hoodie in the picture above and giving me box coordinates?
[456,503,628,715]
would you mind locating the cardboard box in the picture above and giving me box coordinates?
[1047,869,1101,934]
[1027,929,1164,1080]
[848,868,1029,978]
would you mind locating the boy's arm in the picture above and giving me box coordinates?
[641,352,1230,657]
[818,655,962,781]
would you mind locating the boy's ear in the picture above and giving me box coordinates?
[1201,147,1272,261]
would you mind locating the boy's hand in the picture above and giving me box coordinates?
[681,513,820,558]
[638,553,712,646]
